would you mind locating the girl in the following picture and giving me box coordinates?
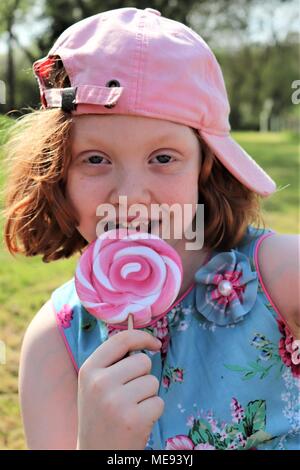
[3,7,299,450]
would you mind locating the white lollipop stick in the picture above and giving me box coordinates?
[127,313,136,357]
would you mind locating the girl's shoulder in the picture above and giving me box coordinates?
[255,232,300,338]
[236,226,299,338]
[19,299,78,449]
[21,298,79,380]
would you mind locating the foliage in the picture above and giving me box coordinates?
[219,39,300,129]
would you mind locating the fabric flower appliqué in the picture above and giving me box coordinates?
[194,250,258,325]
[277,319,300,378]
[57,304,74,329]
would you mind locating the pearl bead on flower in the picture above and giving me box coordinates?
[218,280,233,296]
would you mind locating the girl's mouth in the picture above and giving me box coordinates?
[103,220,160,234]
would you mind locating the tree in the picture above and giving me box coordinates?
[219,36,299,129]
[0,0,35,110]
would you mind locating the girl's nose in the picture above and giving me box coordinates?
[109,170,152,207]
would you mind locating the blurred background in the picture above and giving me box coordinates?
[0,0,299,450]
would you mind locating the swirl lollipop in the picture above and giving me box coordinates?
[74,228,183,332]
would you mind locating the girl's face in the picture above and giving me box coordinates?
[67,114,201,252]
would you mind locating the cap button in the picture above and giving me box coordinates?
[144,8,161,16]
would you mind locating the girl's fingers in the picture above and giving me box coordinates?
[122,373,160,404]
[107,352,155,385]
[137,395,165,427]
[81,329,161,371]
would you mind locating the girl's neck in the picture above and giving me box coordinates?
[175,243,211,302]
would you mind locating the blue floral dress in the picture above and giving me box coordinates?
[51,225,300,450]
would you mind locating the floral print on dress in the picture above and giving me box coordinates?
[225,332,283,380]
[165,398,272,450]
[57,304,73,329]
[194,250,258,325]
[225,321,300,380]
[162,365,185,391]
[145,315,170,361]
[280,368,300,447]
[167,303,194,331]
[277,319,300,378]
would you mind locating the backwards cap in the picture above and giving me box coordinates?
[33,7,276,197]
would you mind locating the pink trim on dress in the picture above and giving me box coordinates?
[253,231,288,326]
[51,299,79,374]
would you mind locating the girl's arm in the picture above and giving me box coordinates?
[19,299,78,449]
[257,234,300,338]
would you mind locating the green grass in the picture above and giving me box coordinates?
[232,131,300,234]
[0,115,299,449]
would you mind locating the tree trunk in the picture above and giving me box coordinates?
[7,24,15,111]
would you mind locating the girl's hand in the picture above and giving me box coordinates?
[77,330,164,450]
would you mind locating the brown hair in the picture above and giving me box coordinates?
[2,59,265,262]
[2,109,87,262]
[195,132,265,251]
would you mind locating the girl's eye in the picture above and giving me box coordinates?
[86,155,108,164]
[82,153,174,165]
[152,154,173,164]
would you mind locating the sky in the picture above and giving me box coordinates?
[0,0,299,55]
[244,0,299,43]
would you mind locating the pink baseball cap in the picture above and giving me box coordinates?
[33,7,276,196]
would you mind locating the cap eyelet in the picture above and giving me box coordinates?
[106,79,120,88]
[105,80,120,108]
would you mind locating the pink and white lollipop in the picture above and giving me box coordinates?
[74,228,183,329]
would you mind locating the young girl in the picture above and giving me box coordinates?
[3,7,299,450]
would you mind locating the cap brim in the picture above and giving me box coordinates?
[198,130,276,197]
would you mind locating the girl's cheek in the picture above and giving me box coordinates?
[66,171,96,205]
